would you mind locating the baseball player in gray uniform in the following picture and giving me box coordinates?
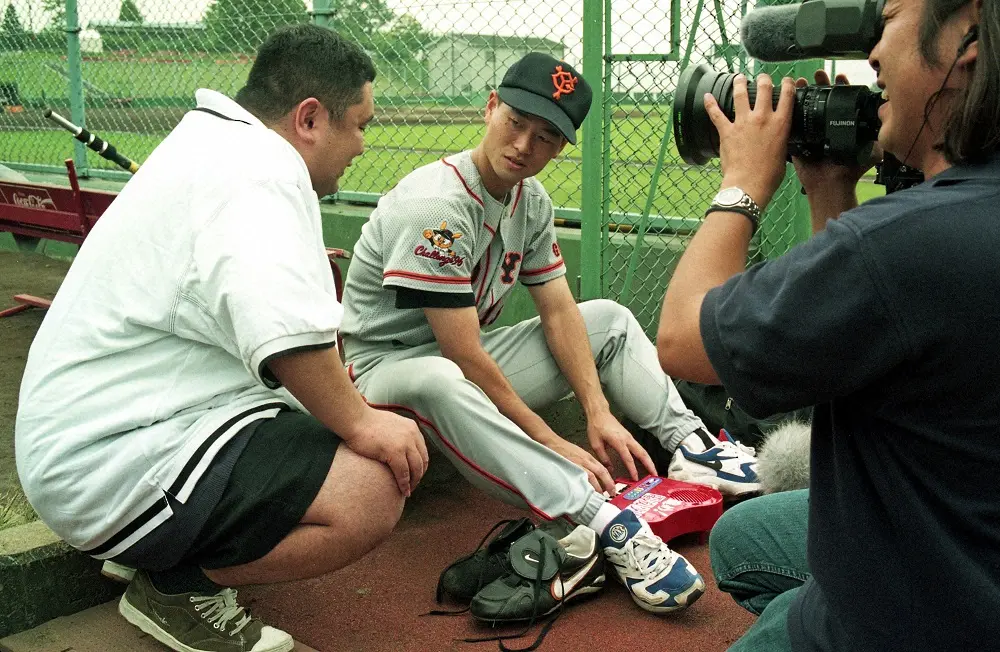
[340,53,759,613]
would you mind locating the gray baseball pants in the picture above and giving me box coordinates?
[343,299,705,526]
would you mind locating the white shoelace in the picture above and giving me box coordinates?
[191,589,253,636]
[607,528,674,579]
[717,439,756,458]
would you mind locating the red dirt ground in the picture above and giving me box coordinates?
[241,481,754,652]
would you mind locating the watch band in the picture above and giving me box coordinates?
[706,187,761,234]
[705,205,759,233]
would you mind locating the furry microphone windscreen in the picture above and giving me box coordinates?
[756,420,812,494]
[740,4,803,62]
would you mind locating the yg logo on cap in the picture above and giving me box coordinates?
[551,65,577,100]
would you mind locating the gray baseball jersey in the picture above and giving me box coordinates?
[340,151,566,351]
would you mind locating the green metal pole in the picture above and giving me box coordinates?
[599,0,614,297]
[619,0,715,304]
[713,0,735,72]
[580,0,604,300]
[618,108,670,304]
[681,0,707,72]
[671,0,681,58]
[64,0,87,175]
[312,0,333,28]
[739,0,750,73]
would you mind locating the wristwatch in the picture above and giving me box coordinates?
[706,187,762,233]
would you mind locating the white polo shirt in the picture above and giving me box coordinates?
[15,90,342,557]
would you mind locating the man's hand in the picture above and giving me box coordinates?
[705,73,796,207]
[792,70,881,197]
[545,436,616,495]
[343,406,429,497]
[267,346,427,497]
[586,411,657,482]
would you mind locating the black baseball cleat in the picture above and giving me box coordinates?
[469,524,605,623]
[436,518,536,605]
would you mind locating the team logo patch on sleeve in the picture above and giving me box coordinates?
[416,221,465,267]
[552,242,561,258]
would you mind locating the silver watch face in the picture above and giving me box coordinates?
[715,187,745,206]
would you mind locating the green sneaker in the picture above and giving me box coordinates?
[118,570,293,652]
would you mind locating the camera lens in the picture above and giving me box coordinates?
[672,63,882,166]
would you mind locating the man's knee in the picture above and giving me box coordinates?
[345,452,404,543]
[394,356,467,402]
[578,299,643,343]
[709,490,807,581]
[709,496,772,579]
[309,445,405,547]
[352,456,405,542]
[578,298,634,329]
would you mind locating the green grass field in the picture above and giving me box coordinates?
[1,49,884,231]
[0,125,884,213]
[0,52,249,103]
[0,52,417,107]
[0,52,422,103]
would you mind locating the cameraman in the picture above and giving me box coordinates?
[657,0,998,650]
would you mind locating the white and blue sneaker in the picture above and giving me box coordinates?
[600,509,705,614]
[669,428,760,497]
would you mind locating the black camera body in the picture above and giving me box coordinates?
[673,63,882,167]
[672,0,923,192]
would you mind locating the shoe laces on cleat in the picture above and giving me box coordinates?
[190,588,252,636]
[429,519,528,615]
[462,536,567,652]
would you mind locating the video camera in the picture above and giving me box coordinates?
[672,0,924,192]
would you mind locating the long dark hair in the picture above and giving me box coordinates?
[920,0,1000,164]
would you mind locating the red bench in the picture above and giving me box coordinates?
[0,160,114,318]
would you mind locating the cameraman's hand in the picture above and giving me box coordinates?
[791,70,881,196]
[704,73,795,208]
[344,406,428,497]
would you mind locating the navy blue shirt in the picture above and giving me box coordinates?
[701,155,1000,652]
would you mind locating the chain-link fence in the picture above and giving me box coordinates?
[0,0,588,203]
[0,0,817,324]
[599,0,818,336]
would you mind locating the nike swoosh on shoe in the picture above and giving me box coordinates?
[716,462,758,483]
[550,556,599,601]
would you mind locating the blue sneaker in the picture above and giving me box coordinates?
[600,509,705,614]
[669,429,760,497]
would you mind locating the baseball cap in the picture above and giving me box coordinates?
[497,52,593,145]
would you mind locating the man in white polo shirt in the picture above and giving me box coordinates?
[15,24,426,652]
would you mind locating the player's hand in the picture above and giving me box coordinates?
[344,406,429,497]
[545,436,617,495]
[704,73,795,208]
[586,411,657,482]
[792,70,881,196]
